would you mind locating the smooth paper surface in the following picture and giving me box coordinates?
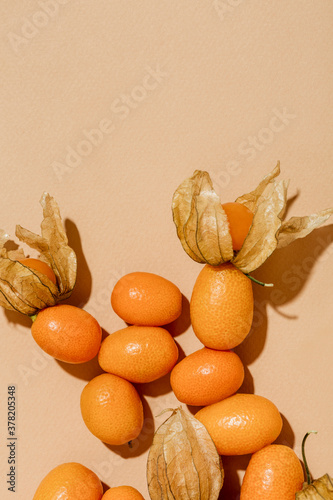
[1,2,333,499]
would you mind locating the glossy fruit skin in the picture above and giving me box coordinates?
[102,486,145,499]
[240,444,304,499]
[222,202,254,251]
[190,263,253,350]
[18,257,57,285]
[98,325,178,383]
[111,272,182,326]
[33,462,103,500]
[31,304,102,364]
[195,394,282,456]
[170,347,244,406]
[80,373,144,446]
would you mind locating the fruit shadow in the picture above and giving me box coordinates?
[238,365,254,395]
[217,412,295,500]
[274,413,295,448]
[101,482,110,494]
[103,395,154,459]
[4,308,33,331]
[55,328,109,381]
[234,223,333,366]
[63,218,92,308]
[164,294,191,337]
[218,454,250,500]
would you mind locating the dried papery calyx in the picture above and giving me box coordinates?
[0,193,77,316]
[147,407,223,500]
[172,163,333,276]
[295,431,333,499]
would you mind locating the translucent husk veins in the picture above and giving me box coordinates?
[147,407,223,500]
[172,163,333,275]
[0,193,77,316]
[296,431,333,499]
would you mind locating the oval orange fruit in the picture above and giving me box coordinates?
[190,263,253,350]
[31,304,102,364]
[170,347,244,406]
[221,202,254,251]
[240,444,304,499]
[80,373,144,446]
[195,393,282,455]
[102,486,144,499]
[33,462,103,500]
[111,272,182,326]
[98,325,178,383]
[18,257,57,285]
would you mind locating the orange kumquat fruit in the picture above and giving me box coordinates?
[102,486,145,499]
[195,393,282,456]
[170,347,244,406]
[98,325,178,383]
[111,272,182,326]
[31,304,102,364]
[190,263,253,350]
[80,373,144,446]
[240,444,304,499]
[33,462,103,500]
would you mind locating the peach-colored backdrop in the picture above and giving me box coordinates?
[1,2,333,499]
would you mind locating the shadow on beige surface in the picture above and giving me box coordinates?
[238,364,254,395]
[63,218,92,308]
[5,307,32,331]
[56,354,104,381]
[101,481,111,494]
[137,371,175,399]
[165,294,191,337]
[235,224,333,366]
[274,413,295,448]
[219,453,250,500]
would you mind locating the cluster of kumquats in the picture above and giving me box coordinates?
[28,201,309,499]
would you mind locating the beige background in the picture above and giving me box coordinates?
[1,1,333,499]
